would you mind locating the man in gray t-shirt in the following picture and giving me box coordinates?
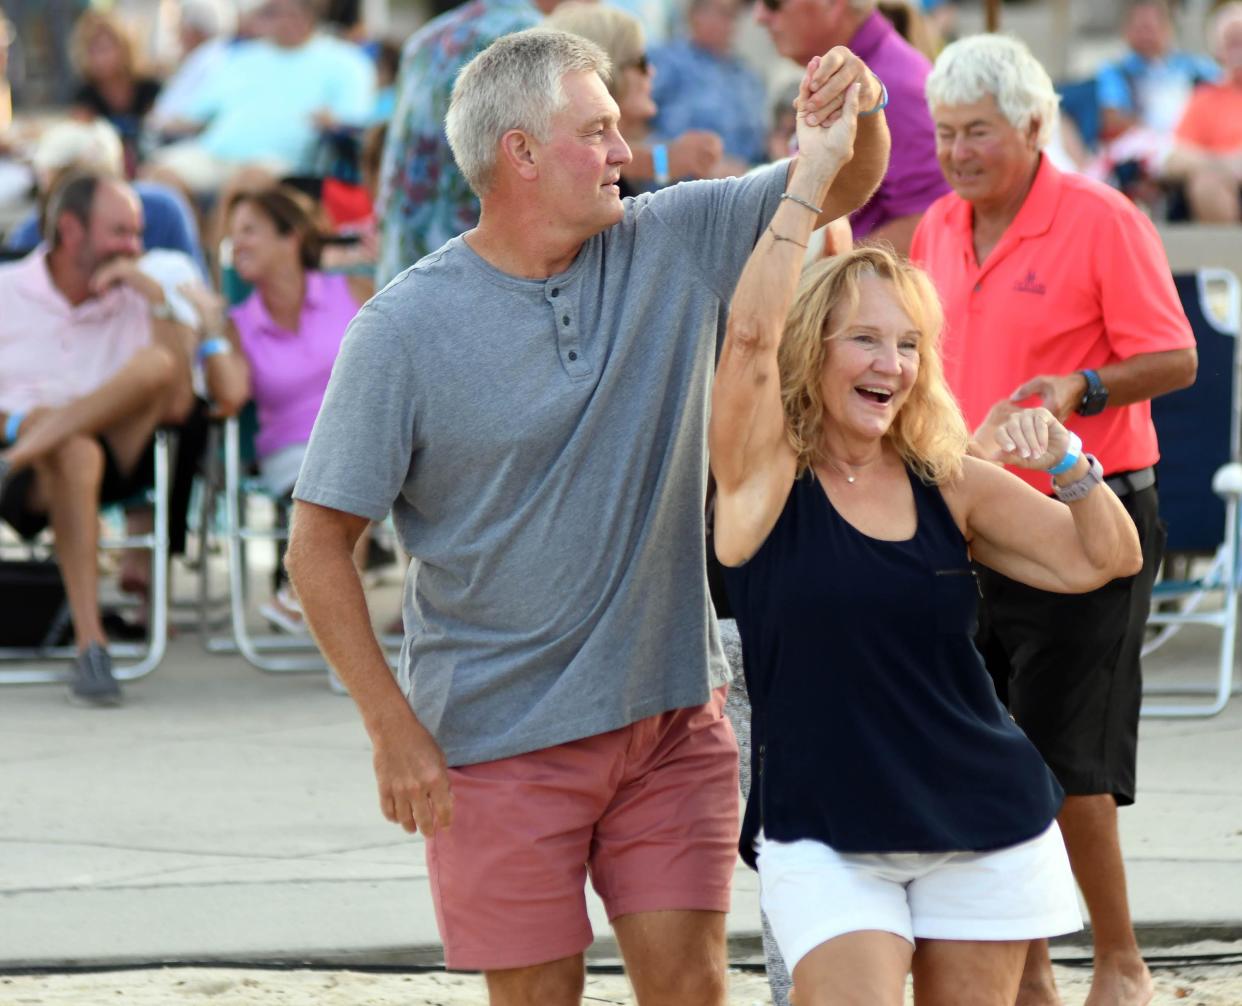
[287,27,888,1002]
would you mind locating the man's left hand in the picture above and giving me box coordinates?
[1009,373,1088,423]
[800,47,882,127]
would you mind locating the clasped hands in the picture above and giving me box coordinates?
[975,400,1073,472]
[793,46,881,182]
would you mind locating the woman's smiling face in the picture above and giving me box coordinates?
[819,275,922,443]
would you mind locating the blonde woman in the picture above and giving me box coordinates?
[69,9,161,177]
[709,79,1143,1004]
[547,1,724,190]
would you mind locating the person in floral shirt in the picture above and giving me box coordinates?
[376,0,551,285]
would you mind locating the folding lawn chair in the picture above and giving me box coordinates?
[0,430,172,684]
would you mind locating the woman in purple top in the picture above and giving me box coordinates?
[223,185,373,631]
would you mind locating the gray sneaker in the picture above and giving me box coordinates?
[70,643,122,707]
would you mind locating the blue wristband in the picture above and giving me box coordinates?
[4,410,25,445]
[196,337,231,363]
[858,79,889,117]
[652,143,670,186]
[1047,431,1083,476]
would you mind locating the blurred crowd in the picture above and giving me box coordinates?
[0,0,1238,243]
[0,0,1239,678]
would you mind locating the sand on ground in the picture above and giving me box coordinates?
[3,959,1242,1005]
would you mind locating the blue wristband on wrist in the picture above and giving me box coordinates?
[196,337,231,363]
[858,79,889,117]
[4,410,25,445]
[1047,431,1083,476]
[652,143,670,186]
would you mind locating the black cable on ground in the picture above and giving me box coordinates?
[3,952,1242,979]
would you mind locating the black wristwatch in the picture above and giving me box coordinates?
[1076,368,1109,416]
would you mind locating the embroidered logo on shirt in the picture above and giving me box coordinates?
[1013,271,1047,295]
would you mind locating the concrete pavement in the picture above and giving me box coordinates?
[1,592,1239,969]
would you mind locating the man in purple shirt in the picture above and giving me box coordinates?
[757,0,947,253]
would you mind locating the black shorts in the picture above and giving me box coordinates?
[0,436,156,541]
[974,484,1165,806]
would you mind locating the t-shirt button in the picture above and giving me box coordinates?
[568,351,578,361]
[974,283,982,292]
[551,288,560,297]
[562,315,570,325]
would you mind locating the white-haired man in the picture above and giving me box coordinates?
[287,27,888,1005]
[755,0,947,254]
[911,35,1197,1006]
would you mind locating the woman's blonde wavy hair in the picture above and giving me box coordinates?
[70,9,143,81]
[778,245,969,485]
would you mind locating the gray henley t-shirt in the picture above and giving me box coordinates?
[294,161,787,766]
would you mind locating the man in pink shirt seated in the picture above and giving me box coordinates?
[0,172,196,706]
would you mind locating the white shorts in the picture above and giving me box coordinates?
[757,823,1082,974]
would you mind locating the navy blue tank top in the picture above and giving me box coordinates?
[724,466,1063,866]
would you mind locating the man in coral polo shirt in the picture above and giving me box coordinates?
[912,36,1197,1006]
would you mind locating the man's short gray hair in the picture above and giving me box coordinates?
[925,34,1060,148]
[446,28,611,196]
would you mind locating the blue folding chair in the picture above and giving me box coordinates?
[1143,269,1242,717]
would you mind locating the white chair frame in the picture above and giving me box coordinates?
[200,415,400,672]
[0,429,171,684]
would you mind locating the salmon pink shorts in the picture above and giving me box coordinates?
[425,686,739,971]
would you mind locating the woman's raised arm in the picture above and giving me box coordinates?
[709,78,862,566]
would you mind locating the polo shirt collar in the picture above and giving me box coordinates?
[940,154,1062,275]
[23,247,61,306]
[942,153,1063,241]
[848,10,894,62]
[251,270,322,336]
[22,245,110,319]
[1006,153,1063,240]
[303,269,326,309]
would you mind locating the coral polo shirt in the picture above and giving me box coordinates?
[1174,83,1242,154]
[910,155,1193,491]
